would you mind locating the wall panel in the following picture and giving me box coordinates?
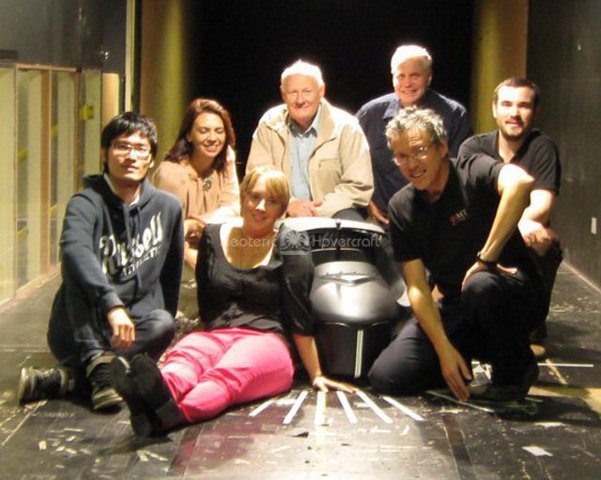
[528,0,601,287]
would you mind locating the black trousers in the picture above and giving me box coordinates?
[47,284,175,392]
[529,239,563,341]
[368,268,545,394]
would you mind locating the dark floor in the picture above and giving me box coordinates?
[1,265,601,479]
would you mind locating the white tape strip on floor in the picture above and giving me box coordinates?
[336,391,358,424]
[283,390,309,425]
[356,390,393,424]
[382,396,425,422]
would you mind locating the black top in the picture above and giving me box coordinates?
[458,129,561,194]
[388,155,534,298]
[357,90,472,212]
[196,223,315,337]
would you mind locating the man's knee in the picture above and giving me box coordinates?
[367,361,400,394]
[462,270,503,308]
[142,310,176,344]
[368,356,430,395]
[463,270,500,294]
[332,207,367,222]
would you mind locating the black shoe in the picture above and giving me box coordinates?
[110,357,160,437]
[17,366,71,403]
[529,322,547,344]
[520,356,539,390]
[474,358,539,402]
[130,354,186,431]
[86,353,122,411]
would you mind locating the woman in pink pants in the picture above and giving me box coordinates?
[111,166,355,436]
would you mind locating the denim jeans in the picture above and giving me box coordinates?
[47,284,175,394]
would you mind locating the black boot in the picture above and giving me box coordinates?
[475,355,539,402]
[86,352,122,410]
[110,357,161,437]
[17,366,73,403]
[130,354,186,432]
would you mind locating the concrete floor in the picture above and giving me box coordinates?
[0,265,600,479]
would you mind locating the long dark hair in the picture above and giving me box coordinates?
[164,98,236,173]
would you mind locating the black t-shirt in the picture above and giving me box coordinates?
[196,224,315,336]
[458,129,561,194]
[388,155,533,298]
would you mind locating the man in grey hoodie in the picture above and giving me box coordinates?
[18,112,184,411]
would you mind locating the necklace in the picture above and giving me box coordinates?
[187,156,213,191]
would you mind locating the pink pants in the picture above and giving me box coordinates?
[160,328,295,422]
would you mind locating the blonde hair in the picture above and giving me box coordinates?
[241,166,290,215]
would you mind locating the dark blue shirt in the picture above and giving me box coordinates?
[357,90,472,213]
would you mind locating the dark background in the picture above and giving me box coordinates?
[0,0,474,169]
[192,0,474,166]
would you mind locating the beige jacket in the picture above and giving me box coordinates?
[152,153,240,226]
[247,99,373,218]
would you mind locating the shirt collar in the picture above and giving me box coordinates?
[493,129,540,162]
[384,90,432,120]
[103,173,140,206]
[288,104,322,135]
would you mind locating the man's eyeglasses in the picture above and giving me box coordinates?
[112,142,152,160]
[391,143,434,166]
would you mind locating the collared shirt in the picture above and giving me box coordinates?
[288,106,321,200]
[357,90,472,212]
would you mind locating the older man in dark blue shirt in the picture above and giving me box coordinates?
[357,45,472,225]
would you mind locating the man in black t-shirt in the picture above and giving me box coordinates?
[459,78,562,355]
[368,108,545,402]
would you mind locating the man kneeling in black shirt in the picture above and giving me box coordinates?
[368,108,545,402]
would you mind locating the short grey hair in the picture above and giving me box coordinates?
[390,45,432,73]
[385,107,447,147]
[281,60,324,87]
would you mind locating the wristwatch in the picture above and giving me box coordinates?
[476,250,497,268]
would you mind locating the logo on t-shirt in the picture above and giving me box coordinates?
[449,208,469,226]
[99,212,164,278]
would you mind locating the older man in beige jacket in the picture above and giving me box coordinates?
[247,60,373,220]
